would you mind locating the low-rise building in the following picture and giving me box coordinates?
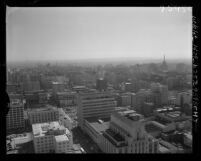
[28,105,59,124]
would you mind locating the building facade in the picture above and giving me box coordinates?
[99,110,159,153]
[32,121,73,153]
[6,96,25,130]
[28,105,59,124]
[77,91,116,130]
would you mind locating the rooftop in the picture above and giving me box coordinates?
[55,135,69,142]
[85,117,110,133]
[103,129,127,147]
[28,105,57,112]
[52,82,64,85]
[145,123,163,133]
[117,109,143,122]
[32,121,66,137]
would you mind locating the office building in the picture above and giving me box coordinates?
[55,91,77,107]
[32,121,73,153]
[99,109,159,153]
[151,83,168,105]
[96,78,107,91]
[120,93,132,107]
[28,105,59,124]
[77,91,116,130]
[6,94,25,130]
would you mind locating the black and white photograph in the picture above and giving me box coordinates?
[5,6,194,154]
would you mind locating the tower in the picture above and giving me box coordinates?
[161,54,168,72]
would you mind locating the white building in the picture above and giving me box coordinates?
[99,110,159,153]
[32,121,73,153]
[77,91,116,130]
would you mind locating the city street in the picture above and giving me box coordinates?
[72,127,102,153]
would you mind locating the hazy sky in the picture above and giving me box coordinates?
[7,7,192,62]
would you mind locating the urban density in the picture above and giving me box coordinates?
[6,7,192,154]
[6,56,192,154]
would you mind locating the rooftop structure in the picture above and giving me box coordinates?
[32,121,66,137]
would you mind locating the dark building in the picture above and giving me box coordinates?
[96,78,107,91]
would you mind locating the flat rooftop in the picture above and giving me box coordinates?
[32,121,66,137]
[55,135,69,142]
[27,105,57,112]
[85,117,110,133]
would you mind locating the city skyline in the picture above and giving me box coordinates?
[7,7,192,62]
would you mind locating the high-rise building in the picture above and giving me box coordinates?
[96,78,107,91]
[99,109,159,153]
[150,83,168,106]
[77,91,116,130]
[160,55,168,72]
[6,95,25,131]
[32,121,73,153]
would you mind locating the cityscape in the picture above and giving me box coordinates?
[6,7,192,154]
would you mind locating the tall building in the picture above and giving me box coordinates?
[77,91,116,130]
[96,78,107,91]
[160,55,168,72]
[176,92,192,106]
[99,109,159,153]
[28,105,59,124]
[150,83,168,106]
[6,95,25,131]
[32,121,73,153]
